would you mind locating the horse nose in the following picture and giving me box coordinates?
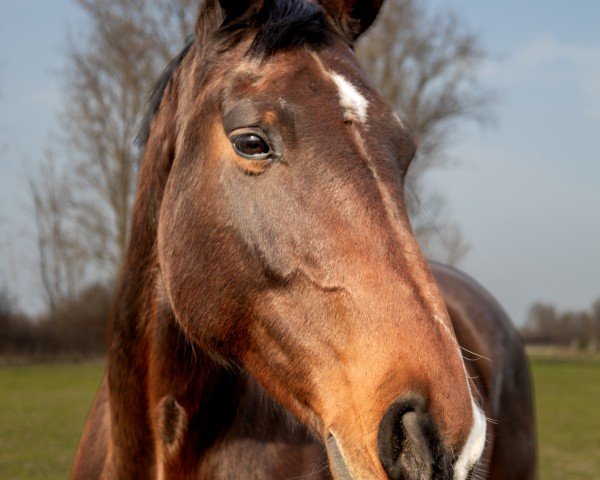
[377,396,452,480]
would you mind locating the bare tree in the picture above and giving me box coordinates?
[25,0,196,317]
[357,0,492,263]
[0,286,14,319]
[0,286,17,352]
[29,152,86,312]
[521,299,600,350]
[60,0,197,276]
[526,303,559,336]
[403,189,471,265]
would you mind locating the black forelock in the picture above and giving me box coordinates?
[137,1,331,147]
[219,0,331,56]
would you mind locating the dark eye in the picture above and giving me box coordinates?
[232,133,271,158]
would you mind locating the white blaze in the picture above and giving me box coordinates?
[453,400,487,480]
[330,72,369,123]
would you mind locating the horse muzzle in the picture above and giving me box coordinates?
[325,395,486,480]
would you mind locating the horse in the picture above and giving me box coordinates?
[71,1,536,479]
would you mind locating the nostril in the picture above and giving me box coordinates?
[401,411,431,460]
[378,397,449,480]
[384,403,412,467]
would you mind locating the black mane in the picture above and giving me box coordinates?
[137,0,330,147]
[135,37,194,147]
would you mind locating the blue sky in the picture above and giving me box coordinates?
[1,0,599,323]
[0,0,85,314]
[424,0,600,322]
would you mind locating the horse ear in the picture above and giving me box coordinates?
[215,0,260,22]
[319,0,385,41]
[195,0,259,36]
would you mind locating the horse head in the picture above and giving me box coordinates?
[143,1,486,478]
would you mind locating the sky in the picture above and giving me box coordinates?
[424,0,600,322]
[0,0,86,315]
[0,0,599,324]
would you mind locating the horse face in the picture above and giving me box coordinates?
[156,1,486,479]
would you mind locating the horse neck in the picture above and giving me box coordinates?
[105,71,187,475]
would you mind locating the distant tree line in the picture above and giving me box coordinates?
[520,298,600,351]
[0,284,111,358]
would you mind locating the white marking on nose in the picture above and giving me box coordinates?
[330,72,369,124]
[453,400,487,480]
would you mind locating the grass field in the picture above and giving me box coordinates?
[0,357,599,479]
[0,363,104,480]
[531,355,600,480]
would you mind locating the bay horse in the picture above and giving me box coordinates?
[71,1,536,479]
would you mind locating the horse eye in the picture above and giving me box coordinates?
[232,133,271,158]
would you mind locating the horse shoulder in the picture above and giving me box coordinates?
[430,261,537,480]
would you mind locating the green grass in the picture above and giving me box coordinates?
[0,362,104,480]
[0,357,598,479]
[531,355,600,480]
